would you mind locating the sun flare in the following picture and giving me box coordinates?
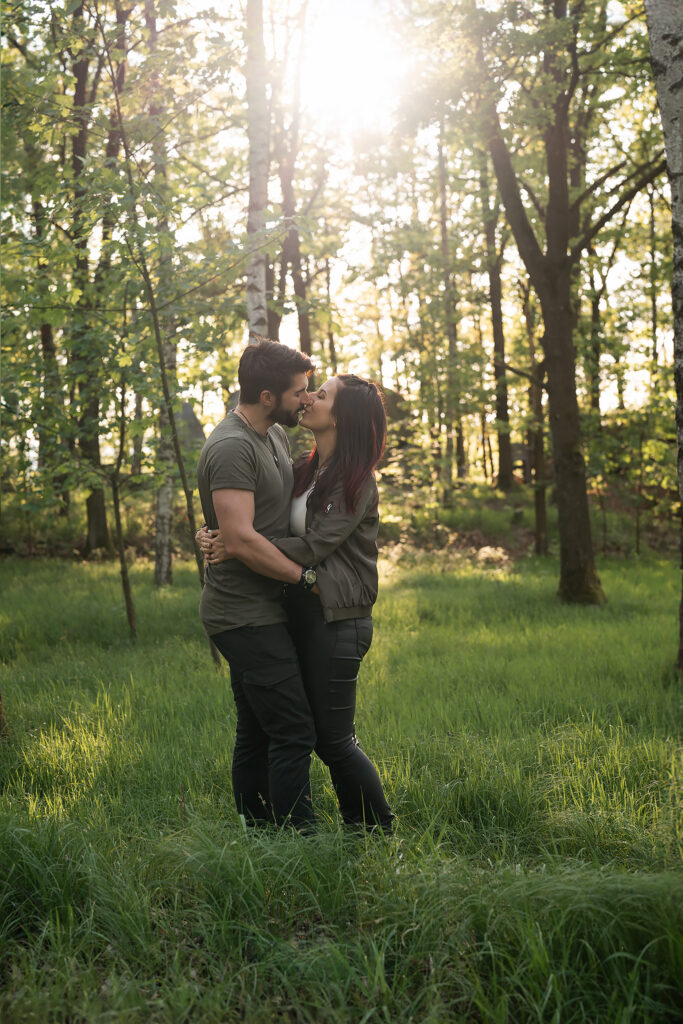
[299,0,407,135]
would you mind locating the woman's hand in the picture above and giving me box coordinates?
[195,525,228,565]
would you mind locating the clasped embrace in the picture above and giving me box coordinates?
[196,339,393,834]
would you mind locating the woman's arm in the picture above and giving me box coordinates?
[271,482,376,564]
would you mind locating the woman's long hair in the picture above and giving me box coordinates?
[292,375,387,514]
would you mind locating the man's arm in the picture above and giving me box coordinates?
[213,488,302,583]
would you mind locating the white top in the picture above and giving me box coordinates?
[290,487,313,537]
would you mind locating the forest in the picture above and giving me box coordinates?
[1,0,678,592]
[1,1,682,1021]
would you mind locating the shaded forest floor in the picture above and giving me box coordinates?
[1,556,681,1022]
[377,480,679,560]
[2,479,678,564]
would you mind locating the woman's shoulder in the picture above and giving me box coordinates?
[326,473,378,515]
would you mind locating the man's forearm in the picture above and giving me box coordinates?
[226,528,302,583]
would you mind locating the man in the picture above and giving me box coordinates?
[197,339,318,829]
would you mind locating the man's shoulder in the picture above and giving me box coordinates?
[203,417,254,454]
[205,414,242,443]
[198,418,258,481]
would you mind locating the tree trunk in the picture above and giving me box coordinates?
[146,0,177,587]
[456,419,467,480]
[131,388,143,476]
[588,275,602,416]
[278,143,311,353]
[266,260,280,339]
[644,0,683,668]
[539,272,602,599]
[489,251,513,490]
[482,2,605,602]
[246,0,269,338]
[438,124,459,498]
[649,184,659,385]
[325,258,338,374]
[71,4,111,555]
[31,195,65,483]
[112,476,137,638]
[479,154,513,490]
[521,283,548,556]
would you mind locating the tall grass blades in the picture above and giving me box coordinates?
[0,556,681,1022]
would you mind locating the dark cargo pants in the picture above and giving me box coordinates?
[211,622,316,829]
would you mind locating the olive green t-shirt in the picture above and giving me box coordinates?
[196,412,293,635]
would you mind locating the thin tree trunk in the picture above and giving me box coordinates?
[438,123,459,497]
[644,0,683,668]
[479,153,513,490]
[480,412,489,481]
[32,197,64,472]
[145,0,177,587]
[112,478,137,637]
[246,0,268,338]
[94,3,221,666]
[71,3,110,555]
[456,420,467,480]
[649,184,659,384]
[521,285,549,556]
[131,388,143,475]
[588,271,602,416]
[266,260,280,338]
[111,373,137,639]
[325,258,338,374]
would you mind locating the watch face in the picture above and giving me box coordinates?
[303,568,316,585]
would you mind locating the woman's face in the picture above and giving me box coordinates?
[300,377,341,433]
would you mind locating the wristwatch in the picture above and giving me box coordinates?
[299,566,317,590]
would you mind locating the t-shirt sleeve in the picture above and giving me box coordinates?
[204,436,258,492]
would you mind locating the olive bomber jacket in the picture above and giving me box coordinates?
[271,476,379,623]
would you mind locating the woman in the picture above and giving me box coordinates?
[199,374,393,833]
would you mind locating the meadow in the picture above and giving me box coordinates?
[0,553,681,1023]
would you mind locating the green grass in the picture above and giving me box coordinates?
[1,555,681,1022]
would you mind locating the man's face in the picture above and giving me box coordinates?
[269,373,312,428]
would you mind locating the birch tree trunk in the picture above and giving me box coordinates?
[246,0,268,338]
[644,1,683,667]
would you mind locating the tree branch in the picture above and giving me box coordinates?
[570,155,667,262]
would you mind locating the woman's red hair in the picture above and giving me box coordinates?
[292,375,387,514]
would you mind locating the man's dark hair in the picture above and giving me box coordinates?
[238,339,314,403]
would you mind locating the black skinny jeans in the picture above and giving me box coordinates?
[211,622,316,830]
[285,590,394,833]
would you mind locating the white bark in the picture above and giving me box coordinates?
[246,0,269,339]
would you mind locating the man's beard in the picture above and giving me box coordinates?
[270,400,300,428]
